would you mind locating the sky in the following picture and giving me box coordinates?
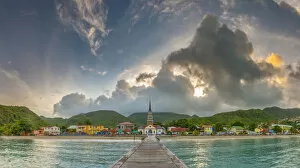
[0,0,300,117]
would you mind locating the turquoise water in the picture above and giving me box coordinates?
[0,139,136,168]
[0,137,299,168]
[162,137,300,168]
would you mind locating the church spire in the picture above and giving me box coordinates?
[148,98,152,112]
[147,98,153,125]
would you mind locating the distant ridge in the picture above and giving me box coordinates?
[42,110,131,128]
[67,110,131,128]
[168,106,300,127]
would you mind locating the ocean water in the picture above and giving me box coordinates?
[162,137,300,168]
[0,139,137,168]
[0,137,299,168]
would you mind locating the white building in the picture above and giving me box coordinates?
[43,126,61,136]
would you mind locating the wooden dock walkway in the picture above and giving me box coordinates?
[110,136,187,168]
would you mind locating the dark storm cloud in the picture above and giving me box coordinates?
[136,72,156,83]
[286,62,300,80]
[166,15,282,106]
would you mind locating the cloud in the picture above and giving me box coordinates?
[80,65,107,76]
[286,62,300,80]
[55,0,109,56]
[165,15,282,106]
[221,0,300,39]
[266,53,284,68]
[136,72,156,83]
[54,14,300,117]
[53,93,95,117]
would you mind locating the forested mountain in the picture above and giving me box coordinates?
[0,105,46,129]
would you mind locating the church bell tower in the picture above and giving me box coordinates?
[147,99,154,126]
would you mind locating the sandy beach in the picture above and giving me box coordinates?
[1,135,299,141]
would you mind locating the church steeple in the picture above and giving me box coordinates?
[147,98,153,125]
[148,99,152,112]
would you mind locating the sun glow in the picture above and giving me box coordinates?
[194,87,205,97]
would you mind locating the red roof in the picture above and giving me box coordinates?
[170,127,188,132]
[119,122,134,125]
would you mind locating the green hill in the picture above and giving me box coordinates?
[66,110,131,128]
[263,107,300,119]
[40,116,68,126]
[168,107,300,128]
[0,105,46,129]
[128,112,191,126]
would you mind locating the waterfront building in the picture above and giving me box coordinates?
[202,125,214,135]
[255,127,263,133]
[167,127,176,132]
[43,126,60,136]
[228,126,244,135]
[33,129,44,136]
[76,125,86,133]
[170,127,188,135]
[270,124,292,134]
[117,122,135,131]
[71,125,108,135]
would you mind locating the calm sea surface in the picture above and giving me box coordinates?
[0,137,299,168]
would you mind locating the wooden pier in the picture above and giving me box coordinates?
[110,136,187,168]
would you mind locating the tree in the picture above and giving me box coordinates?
[188,125,197,131]
[215,123,224,132]
[273,126,282,134]
[193,130,200,136]
[248,123,257,131]
[84,119,92,125]
[154,122,162,126]
[18,119,33,133]
[231,121,244,127]
[290,127,298,134]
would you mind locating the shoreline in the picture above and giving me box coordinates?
[159,135,300,141]
[1,135,299,141]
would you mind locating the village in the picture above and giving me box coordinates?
[32,101,299,137]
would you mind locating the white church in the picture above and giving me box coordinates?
[138,100,165,135]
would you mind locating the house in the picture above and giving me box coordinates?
[228,126,244,135]
[270,124,292,133]
[33,129,44,136]
[255,127,269,134]
[67,125,77,133]
[76,125,86,133]
[167,127,176,132]
[202,125,214,135]
[72,125,108,135]
[156,125,165,135]
[117,122,135,131]
[255,127,263,133]
[170,127,188,135]
[43,126,61,136]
